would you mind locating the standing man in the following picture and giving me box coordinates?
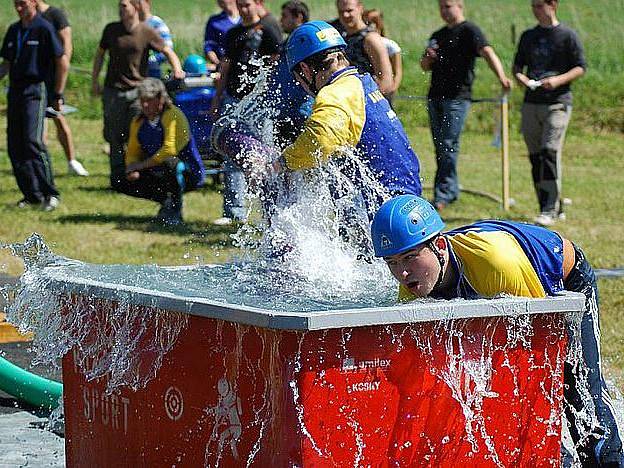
[336,0,393,96]
[0,0,68,211]
[36,0,89,176]
[209,0,282,225]
[371,195,624,467]
[513,0,586,227]
[421,0,511,210]
[137,0,175,79]
[92,0,184,189]
[204,0,241,69]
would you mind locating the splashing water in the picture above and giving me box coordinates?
[1,60,622,466]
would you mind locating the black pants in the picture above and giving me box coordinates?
[115,163,185,206]
[7,83,59,203]
[563,245,623,466]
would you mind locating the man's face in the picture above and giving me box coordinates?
[236,0,258,22]
[384,244,442,298]
[337,0,363,30]
[280,8,300,34]
[119,0,138,21]
[438,0,462,24]
[531,0,556,22]
[14,0,37,21]
[218,0,236,10]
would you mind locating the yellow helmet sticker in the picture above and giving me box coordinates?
[316,28,341,42]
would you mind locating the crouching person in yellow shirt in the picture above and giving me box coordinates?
[117,78,206,226]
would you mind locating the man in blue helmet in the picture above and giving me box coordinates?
[370,195,624,467]
[271,20,422,199]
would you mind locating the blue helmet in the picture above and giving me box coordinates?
[183,54,207,74]
[371,195,445,258]
[286,21,346,72]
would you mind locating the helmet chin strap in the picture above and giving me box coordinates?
[428,237,446,293]
[297,68,318,96]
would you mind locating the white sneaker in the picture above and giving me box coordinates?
[213,217,233,226]
[68,159,89,176]
[41,196,60,212]
[533,212,557,226]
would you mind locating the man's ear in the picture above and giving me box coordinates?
[434,235,447,251]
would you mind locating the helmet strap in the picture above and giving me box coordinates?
[295,65,319,96]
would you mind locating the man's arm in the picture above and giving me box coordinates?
[209,58,230,118]
[480,45,512,91]
[0,61,9,81]
[58,26,73,62]
[91,46,105,95]
[52,54,69,111]
[540,66,585,90]
[204,20,221,66]
[160,46,185,79]
[364,32,394,95]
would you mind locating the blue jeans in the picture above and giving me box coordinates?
[563,245,623,466]
[427,98,471,204]
[220,93,247,221]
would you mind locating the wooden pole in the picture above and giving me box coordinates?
[501,93,511,211]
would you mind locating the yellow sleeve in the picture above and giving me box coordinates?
[282,74,366,170]
[150,107,190,165]
[125,117,144,165]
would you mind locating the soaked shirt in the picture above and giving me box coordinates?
[399,220,565,302]
[282,67,422,196]
[126,106,205,188]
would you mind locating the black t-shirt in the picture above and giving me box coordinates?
[513,23,586,105]
[223,16,282,100]
[427,21,489,100]
[41,6,70,31]
[0,15,64,87]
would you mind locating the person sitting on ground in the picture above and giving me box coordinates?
[370,195,624,467]
[35,0,89,176]
[335,0,393,97]
[274,21,421,200]
[204,0,240,70]
[363,8,401,104]
[117,78,206,226]
[136,0,175,79]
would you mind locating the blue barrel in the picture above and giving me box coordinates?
[174,87,216,155]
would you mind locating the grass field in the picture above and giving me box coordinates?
[0,1,622,385]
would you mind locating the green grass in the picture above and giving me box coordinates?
[1,0,623,130]
[0,1,622,386]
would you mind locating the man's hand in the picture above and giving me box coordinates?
[540,75,561,90]
[172,68,185,80]
[126,171,140,181]
[500,76,513,92]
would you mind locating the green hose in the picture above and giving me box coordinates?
[0,356,63,410]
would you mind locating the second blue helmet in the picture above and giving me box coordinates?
[183,54,208,74]
[371,195,445,258]
[286,21,346,72]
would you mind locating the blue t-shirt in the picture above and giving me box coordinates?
[203,11,240,59]
[0,14,64,87]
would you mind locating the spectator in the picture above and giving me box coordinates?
[256,0,283,34]
[118,78,205,226]
[136,0,174,79]
[0,0,68,211]
[266,0,312,147]
[91,0,184,190]
[363,8,402,103]
[209,0,282,225]
[421,0,511,210]
[336,0,393,96]
[512,0,586,227]
[204,0,241,69]
[371,195,624,467]
[35,0,89,177]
